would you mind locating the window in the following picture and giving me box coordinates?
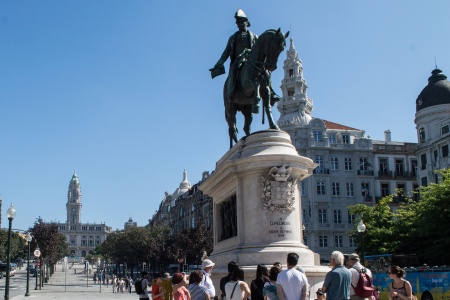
[342,135,350,144]
[89,240,93,245]
[395,159,404,176]
[288,89,294,96]
[434,150,438,161]
[442,125,449,135]
[349,236,357,248]
[89,226,94,231]
[302,209,306,222]
[319,235,328,247]
[96,240,100,245]
[381,183,390,197]
[167,205,171,212]
[329,134,337,144]
[335,235,343,247]
[332,182,340,196]
[96,227,101,231]
[344,158,352,170]
[330,157,339,170]
[360,158,369,170]
[82,226,87,231]
[82,240,86,245]
[317,181,326,195]
[348,213,356,224]
[300,181,306,196]
[361,183,370,199]
[419,128,426,143]
[318,209,328,223]
[421,177,428,187]
[442,145,449,158]
[314,131,323,142]
[346,183,354,197]
[191,217,195,228]
[289,69,294,77]
[411,159,417,176]
[334,209,342,224]
[379,158,388,175]
[315,156,324,172]
[420,153,427,170]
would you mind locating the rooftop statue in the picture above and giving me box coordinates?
[210,9,288,148]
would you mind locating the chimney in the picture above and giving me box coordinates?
[384,130,392,143]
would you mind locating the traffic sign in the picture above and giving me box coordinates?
[34,249,41,257]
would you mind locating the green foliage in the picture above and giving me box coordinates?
[348,169,450,265]
[174,224,213,265]
[29,219,69,265]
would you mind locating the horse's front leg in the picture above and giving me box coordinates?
[261,86,280,130]
[242,105,253,136]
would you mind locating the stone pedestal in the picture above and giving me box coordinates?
[199,130,329,295]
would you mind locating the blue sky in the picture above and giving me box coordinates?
[1,1,449,231]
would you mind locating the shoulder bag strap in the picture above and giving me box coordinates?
[230,281,240,299]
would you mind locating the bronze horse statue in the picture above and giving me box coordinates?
[224,28,289,148]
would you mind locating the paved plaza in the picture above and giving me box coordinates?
[3,265,141,300]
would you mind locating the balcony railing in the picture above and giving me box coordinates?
[357,170,374,176]
[313,168,330,175]
[378,170,392,177]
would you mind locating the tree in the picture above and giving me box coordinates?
[174,224,213,266]
[348,196,397,255]
[349,169,450,265]
[29,218,69,275]
[405,169,450,265]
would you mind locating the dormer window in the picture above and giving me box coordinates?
[342,135,350,144]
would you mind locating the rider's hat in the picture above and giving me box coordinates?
[235,9,251,27]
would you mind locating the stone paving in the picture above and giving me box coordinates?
[9,265,141,300]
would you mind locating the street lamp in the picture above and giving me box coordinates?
[5,204,16,300]
[25,233,33,297]
[357,220,366,266]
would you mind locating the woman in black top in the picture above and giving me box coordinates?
[250,264,269,300]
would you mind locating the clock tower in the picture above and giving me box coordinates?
[66,172,82,225]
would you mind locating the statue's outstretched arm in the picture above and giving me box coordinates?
[214,35,234,68]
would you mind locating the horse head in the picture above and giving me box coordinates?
[264,28,289,72]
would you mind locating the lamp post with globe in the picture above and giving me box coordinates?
[25,232,33,296]
[5,204,16,300]
[357,220,366,265]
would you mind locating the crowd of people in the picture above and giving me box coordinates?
[135,251,413,300]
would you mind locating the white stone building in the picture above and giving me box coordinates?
[277,38,377,260]
[414,68,450,186]
[58,173,113,258]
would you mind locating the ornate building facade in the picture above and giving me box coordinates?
[58,173,113,258]
[277,38,418,259]
[414,68,450,186]
[149,170,213,236]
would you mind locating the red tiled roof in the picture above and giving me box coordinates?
[323,120,360,131]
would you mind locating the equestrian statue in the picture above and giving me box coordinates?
[210,9,289,148]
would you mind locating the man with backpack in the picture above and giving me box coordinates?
[347,253,373,300]
[135,271,150,299]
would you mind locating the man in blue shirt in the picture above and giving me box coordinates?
[322,251,351,300]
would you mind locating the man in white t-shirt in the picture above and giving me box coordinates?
[347,253,372,300]
[201,259,216,299]
[276,253,309,300]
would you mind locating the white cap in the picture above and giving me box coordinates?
[202,259,215,269]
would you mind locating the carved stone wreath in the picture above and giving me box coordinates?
[260,175,297,213]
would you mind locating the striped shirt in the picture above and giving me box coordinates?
[189,283,209,300]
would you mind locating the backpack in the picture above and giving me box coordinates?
[135,279,144,295]
[351,268,374,298]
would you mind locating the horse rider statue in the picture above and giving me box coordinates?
[210,9,281,113]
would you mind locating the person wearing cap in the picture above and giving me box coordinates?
[210,9,281,106]
[347,253,372,300]
[200,259,216,299]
